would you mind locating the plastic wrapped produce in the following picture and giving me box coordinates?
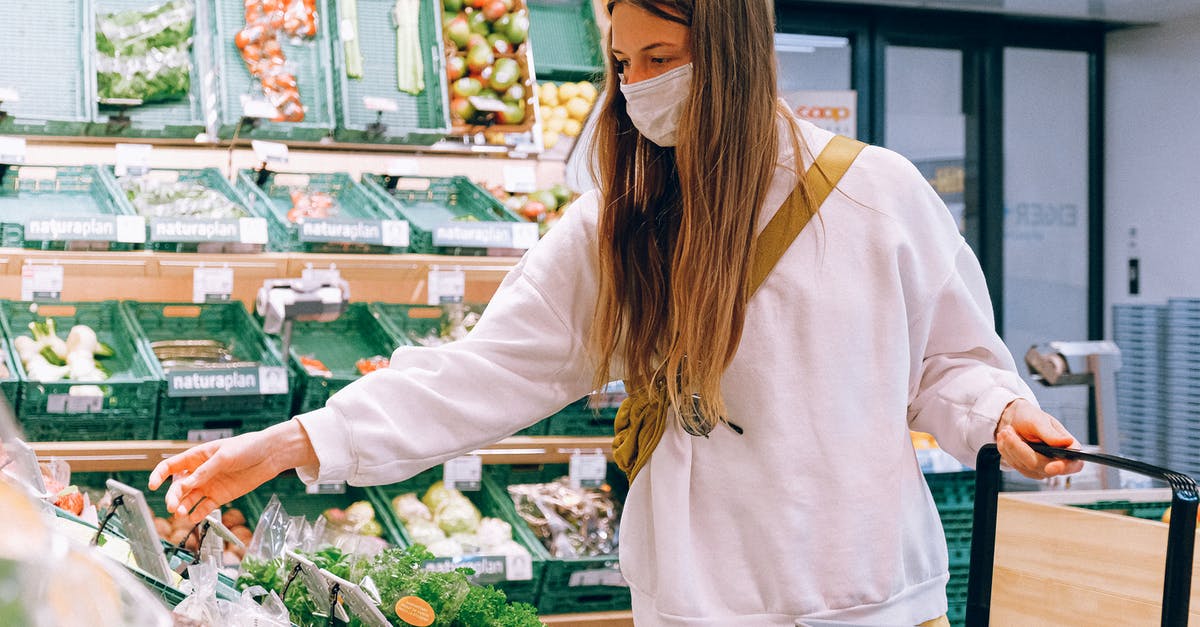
[508,478,622,558]
[95,0,194,104]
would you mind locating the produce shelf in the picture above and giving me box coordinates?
[0,165,142,252]
[0,0,92,136]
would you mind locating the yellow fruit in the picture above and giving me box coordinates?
[539,83,559,107]
[563,119,583,137]
[551,106,569,121]
[577,82,598,103]
[566,97,591,121]
[543,130,561,150]
[558,82,580,101]
[545,117,566,134]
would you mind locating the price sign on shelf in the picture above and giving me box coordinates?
[503,165,537,194]
[114,143,152,177]
[443,455,482,492]
[0,136,26,164]
[251,140,289,166]
[386,158,419,177]
[569,452,607,489]
[21,264,63,301]
[427,269,466,306]
[192,266,234,303]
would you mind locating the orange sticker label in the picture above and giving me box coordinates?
[395,596,436,627]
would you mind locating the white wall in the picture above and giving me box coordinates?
[1105,16,1200,322]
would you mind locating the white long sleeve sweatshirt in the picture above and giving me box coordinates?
[294,117,1037,625]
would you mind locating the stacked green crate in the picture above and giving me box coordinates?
[368,302,547,436]
[367,467,546,605]
[234,169,408,253]
[208,0,336,141]
[361,174,531,256]
[326,0,450,145]
[121,301,293,440]
[528,0,605,82]
[545,384,623,436]
[924,470,975,626]
[489,462,631,614]
[88,0,211,139]
[0,165,145,251]
[270,303,398,415]
[0,339,18,413]
[0,1,92,136]
[0,301,160,441]
[106,166,271,253]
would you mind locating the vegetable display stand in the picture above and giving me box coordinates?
[0,1,92,137]
[234,169,408,254]
[327,0,450,145]
[361,174,532,256]
[106,167,272,254]
[271,302,397,415]
[0,300,160,441]
[366,467,546,605]
[368,302,547,437]
[924,470,976,569]
[208,0,337,141]
[488,462,631,614]
[121,301,294,439]
[243,472,404,546]
[88,0,211,140]
[0,165,145,252]
[527,0,604,83]
[966,443,1200,626]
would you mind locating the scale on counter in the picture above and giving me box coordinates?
[1025,340,1123,488]
[256,265,351,358]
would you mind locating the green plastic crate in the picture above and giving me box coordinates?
[235,169,407,254]
[0,165,143,252]
[209,0,337,141]
[1074,499,1171,522]
[361,174,527,256]
[327,0,450,145]
[121,301,294,433]
[267,303,398,415]
[1,339,18,414]
[489,462,631,614]
[528,0,605,83]
[0,300,160,441]
[946,564,969,627]
[925,470,975,513]
[367,302,547,436]
[0,1,92,136]
[545,398,618,437]
[107,166,272,253]
[243,473,404,555]
[367,467,546,605]
[87,0,210,139]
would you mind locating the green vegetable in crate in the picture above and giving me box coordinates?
[95,0,195,105]
[394,485,530,561]
[14,320,113,383]
[322,500,384,538]
[393,0,425,94]
[120,177,249,219]
[340,0,364,79]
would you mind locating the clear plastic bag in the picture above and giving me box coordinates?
[95,0,195,105]
[175,562,222,625]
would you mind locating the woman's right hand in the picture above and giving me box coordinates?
[148,419,318,525]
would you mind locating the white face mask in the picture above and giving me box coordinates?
[619,63,693,147]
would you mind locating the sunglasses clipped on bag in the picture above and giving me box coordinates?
[677,392,744,438]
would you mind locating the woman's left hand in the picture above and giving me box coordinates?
[994,398,1084,479]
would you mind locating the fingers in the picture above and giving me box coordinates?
[997,427,1083,480]
[1012,411,1075,448]
[149,443,216,490]
[184,497,220,527]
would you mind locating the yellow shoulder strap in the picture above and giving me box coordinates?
[750,134,867,293]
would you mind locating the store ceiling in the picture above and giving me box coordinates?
[804,0,1200,24]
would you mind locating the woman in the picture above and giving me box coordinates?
[151,1,1083,624]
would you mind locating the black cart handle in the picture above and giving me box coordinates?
[967,443,1199,627]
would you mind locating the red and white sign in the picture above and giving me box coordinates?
[784,90,857,138]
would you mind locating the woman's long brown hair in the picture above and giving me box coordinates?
[590,0,801,430]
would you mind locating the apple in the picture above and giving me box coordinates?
[451,97,477,122]
[468,10,490,35]
[520,200,546,220]
[489,57,519,91]
[446,55,467,81]
[482,0,506,21]
[503,83,525,104]
[446,16,471,49]
[467,33,489,51]
[504,11,529,45]
[497,101,525,125]
[451,76,483,98]
[487,33,510,55]
[466,43,495,73]
[444,0,463,10]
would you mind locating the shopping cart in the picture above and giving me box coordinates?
[966,442,1199,627]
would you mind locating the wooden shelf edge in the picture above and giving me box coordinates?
[32,435,613,472]
[540,610,634,626]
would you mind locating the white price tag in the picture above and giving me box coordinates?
[381,220,410,247]
[363,96,400,113]
[386,158,419,176]
[0,136,27,164]
[114,143,152,177]
[46,393,104,414]
[502,165,537,194]
[504,553,534,582]
[241,96,281,119]
[510,222,539,249]
[443,455,482,491]
[115,215,147,243]
[21,265,63,301]
[187,429,233,442]
[239,217,270,244]
[251,140,289,166]
[569,452,607,489]
[305,482,348,495]
[258,366,289,395]
[427,269,466,306]
[192,267,234,304]
[568,567,627,587]
[0,88,20,103]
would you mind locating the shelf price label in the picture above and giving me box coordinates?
[503,165,537,194]
[193,266,234,303]
[432,222,538,250]
[427,269,465,306]
[164,366,288,397]
[422,553,533,584]
[150,218,242,243]
[239,217,270,245]
[251,140,289,166]
[21,264,63,301]
[443,455,482,492]
[0,136,26,164]
[24,216,146,244]
[114,143,152,177]
[568,566,627,588]
[297,218,409,248]
[569,452,607,489]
